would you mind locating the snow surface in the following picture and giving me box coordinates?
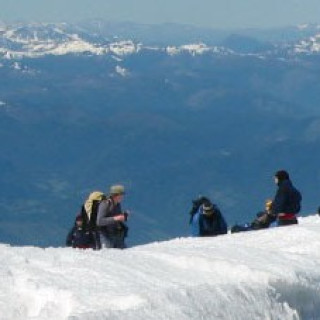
[1,215,320,320]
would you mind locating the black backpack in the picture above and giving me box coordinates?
[290,187,302,213]
[80,191,106,232]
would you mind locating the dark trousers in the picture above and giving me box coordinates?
[99,231,126,249]
[277,218,298,226]
[92,231,101,250]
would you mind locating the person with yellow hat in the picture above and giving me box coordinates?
[231,199,276,233]
[250,199,276,229]
[96,184,129,249]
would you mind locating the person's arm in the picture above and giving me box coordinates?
[272,187,286,215]
[217,211,228,234]
[190,210,200,237]
[96,200,116,226]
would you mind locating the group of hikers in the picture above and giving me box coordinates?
[66,169,302,249]
[66,185,128,249]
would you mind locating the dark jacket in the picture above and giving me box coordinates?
[191,205,228,237]
[272,179,302,216]
[96,197,128,236]
[66,226,93,249]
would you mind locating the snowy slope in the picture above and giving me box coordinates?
[1,215,320,320]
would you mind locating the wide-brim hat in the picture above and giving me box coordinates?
[109,184,125,195]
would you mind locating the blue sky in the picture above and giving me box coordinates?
[1,0,320,29]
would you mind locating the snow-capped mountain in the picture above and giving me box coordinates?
[166,43,232,56]
[293,33,320,53]
[0,22,233,59]
[1,21,320,60]
[0,22,141,59]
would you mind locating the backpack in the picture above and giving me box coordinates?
[292,188,302,213]
[80,191,106,232]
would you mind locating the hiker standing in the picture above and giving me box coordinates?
[96,185,129,249]
[272,170,302,226]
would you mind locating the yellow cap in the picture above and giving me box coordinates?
[265,199,273,209]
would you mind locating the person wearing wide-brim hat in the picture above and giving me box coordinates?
[96,184,129,249]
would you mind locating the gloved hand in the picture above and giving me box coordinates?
[123,211,130,221]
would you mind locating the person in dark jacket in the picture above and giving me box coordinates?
[96,184,129,249]
[66,215,94,249]
[272,170,302,226]
[190,197,228,237]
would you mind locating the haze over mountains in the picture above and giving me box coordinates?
[1,21,320,247]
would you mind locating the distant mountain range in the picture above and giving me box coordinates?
[1,21,320,60]
[1,21,320,248]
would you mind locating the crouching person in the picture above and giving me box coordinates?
[231,199,276,233]
[96,185,129,249]
[251,199,276,229]
[190,196,228,237]
[66,215,94,249]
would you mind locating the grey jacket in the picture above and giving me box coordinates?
[96,198,126,235]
